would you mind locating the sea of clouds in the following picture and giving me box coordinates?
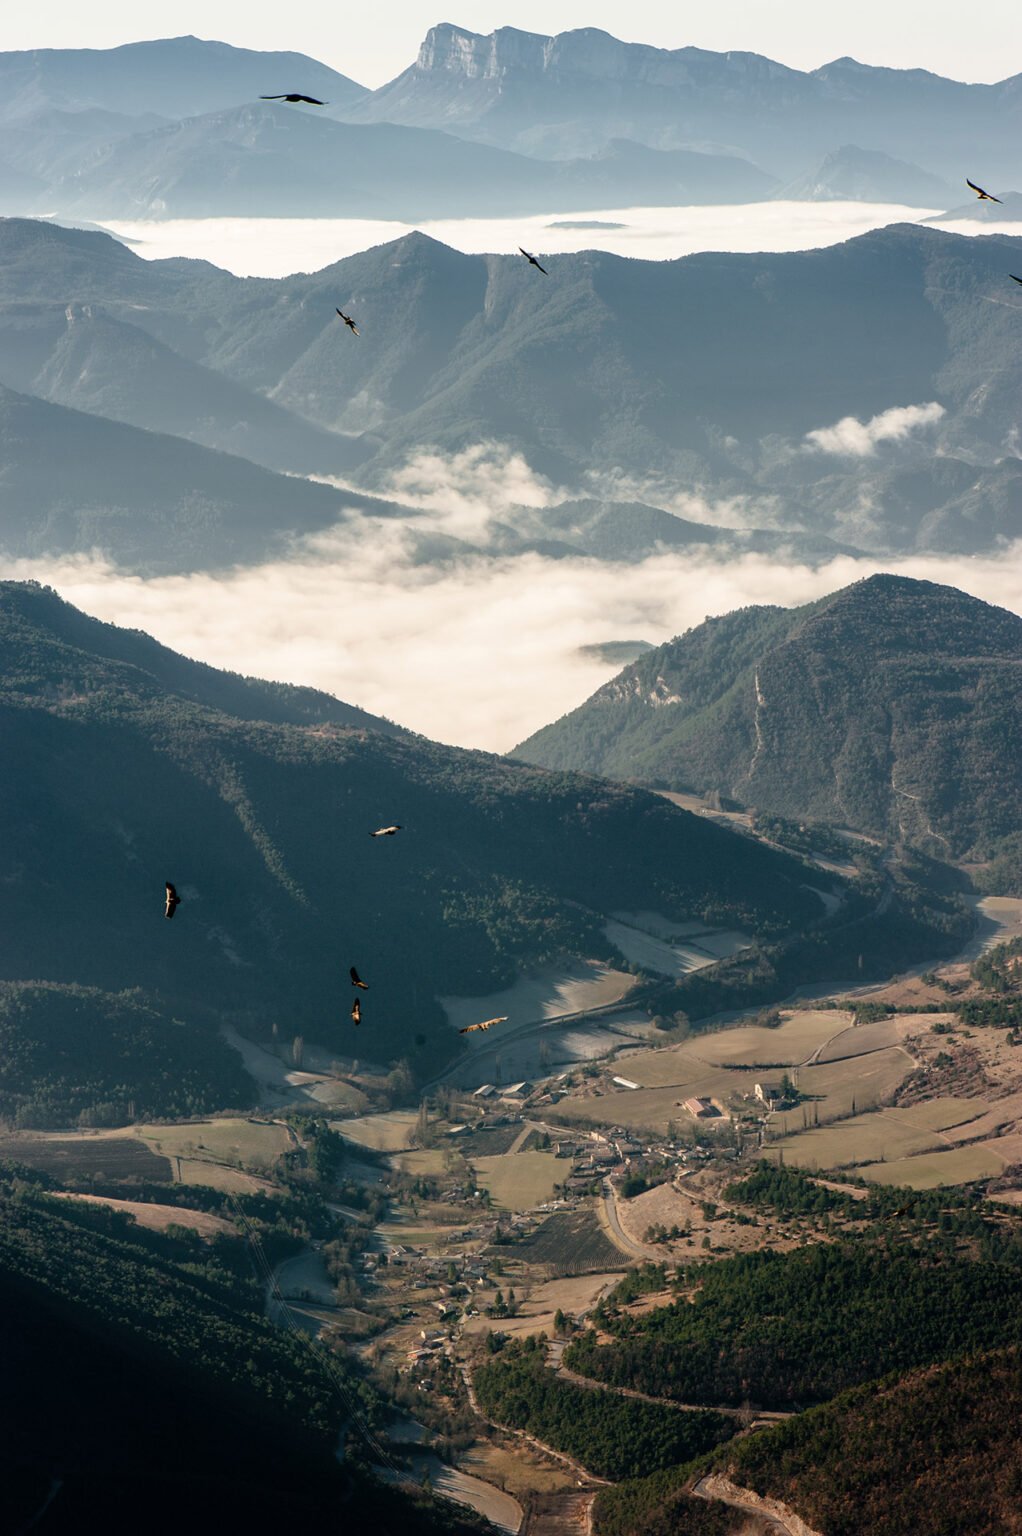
[5,440,1022,754]
[102,199,946,277]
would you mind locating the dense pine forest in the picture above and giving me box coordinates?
[566,1238,1022,1408]
[473,1335,735,1480]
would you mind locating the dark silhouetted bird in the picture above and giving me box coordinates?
[164,881,180,920]
[370,825,402,837]
[260,93,326,104]
[350,966,369,989]
[519,247,548,274]
[351,997,362,1026]
[1010,274,1022,286]
[967,178,1002,203]
[459,1016,508,1035]
[336,308,360,335]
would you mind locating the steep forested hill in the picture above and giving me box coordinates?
[515,575,1022,859]
[0,581,822,1078]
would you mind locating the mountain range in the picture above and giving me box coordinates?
[2,216,1021,566]
[514,574,1022,860]
[349,23,1022,182]
[0,580,823,1090]
[0,32,1017,221]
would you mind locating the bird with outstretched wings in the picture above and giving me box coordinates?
[459,1016,508,1035]
[336,308,360,335]
[351,997,362,1026]
[966,178,1002,203]
[370,825,402,837]
[260,93,326,104]
[350,966,369,989]
[1010,274,1022,286]
[519,247,548,274]
[164,881,180,920]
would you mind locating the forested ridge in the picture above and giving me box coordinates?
[473,1336,735,1480]
[565,1237,1022,1409]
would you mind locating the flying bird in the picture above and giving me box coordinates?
[164,881,180,921]
[519,247,548,275]
[351,997,362,1026]
[350,966,369,989]
[459,1016,508,1035]
[336,308,360,335]
[1010,274,1022,286]
[966,178,1002,203]
[370,825,402,837]
[260,93,326,105]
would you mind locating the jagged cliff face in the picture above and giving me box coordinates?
[353,24,1022,175]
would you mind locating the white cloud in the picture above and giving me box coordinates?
[4,437,1020,757]
[805,401,946,457]
[102,200,940,280]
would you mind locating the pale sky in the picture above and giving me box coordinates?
[5,0,1022,88]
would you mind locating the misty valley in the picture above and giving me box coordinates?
[2,21,1022,1536]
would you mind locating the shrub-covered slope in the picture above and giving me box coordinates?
[515,574,1022,858]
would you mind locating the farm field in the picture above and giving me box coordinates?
[859,1143,1013,1189]
[49,1191,235,1238]
[0,1132,172,1181]
[602,917,749,978]
[511,1207,625,1275]
[473,1151,562,1211]
[338,1110,418,1151]
[941,1090,1022,1143]
[441,958,637,1036]
[390,1148,449,1176]
[172,1158,270,1192]
[770,1048,913,1133]
[816,1015,938,1062]
[766,1113,944,1170]
[693,1011,849,1067]
[886,1097,986,1132]
[138,1118,292,1172]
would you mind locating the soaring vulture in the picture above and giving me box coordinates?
[351,997,362,1026]
[519,247,549,274]
[459,1016,508,1035]
[370,825,402,837]
[260,93,326,104]
[350,966,369,989]
[966,178,1002,203]
[164,881,180,920]
[336,308,360,335]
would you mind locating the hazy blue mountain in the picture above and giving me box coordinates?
[349,23,1022,181]
[3,216,1021,558]
[0,581,823,1072]
[777,146,953,205]
[0,36,365,125]
[0,301,365,475]
[924,190,1022,222]
[514,574,1022,857]
[44,102,773,220]
[0,383,354,571]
